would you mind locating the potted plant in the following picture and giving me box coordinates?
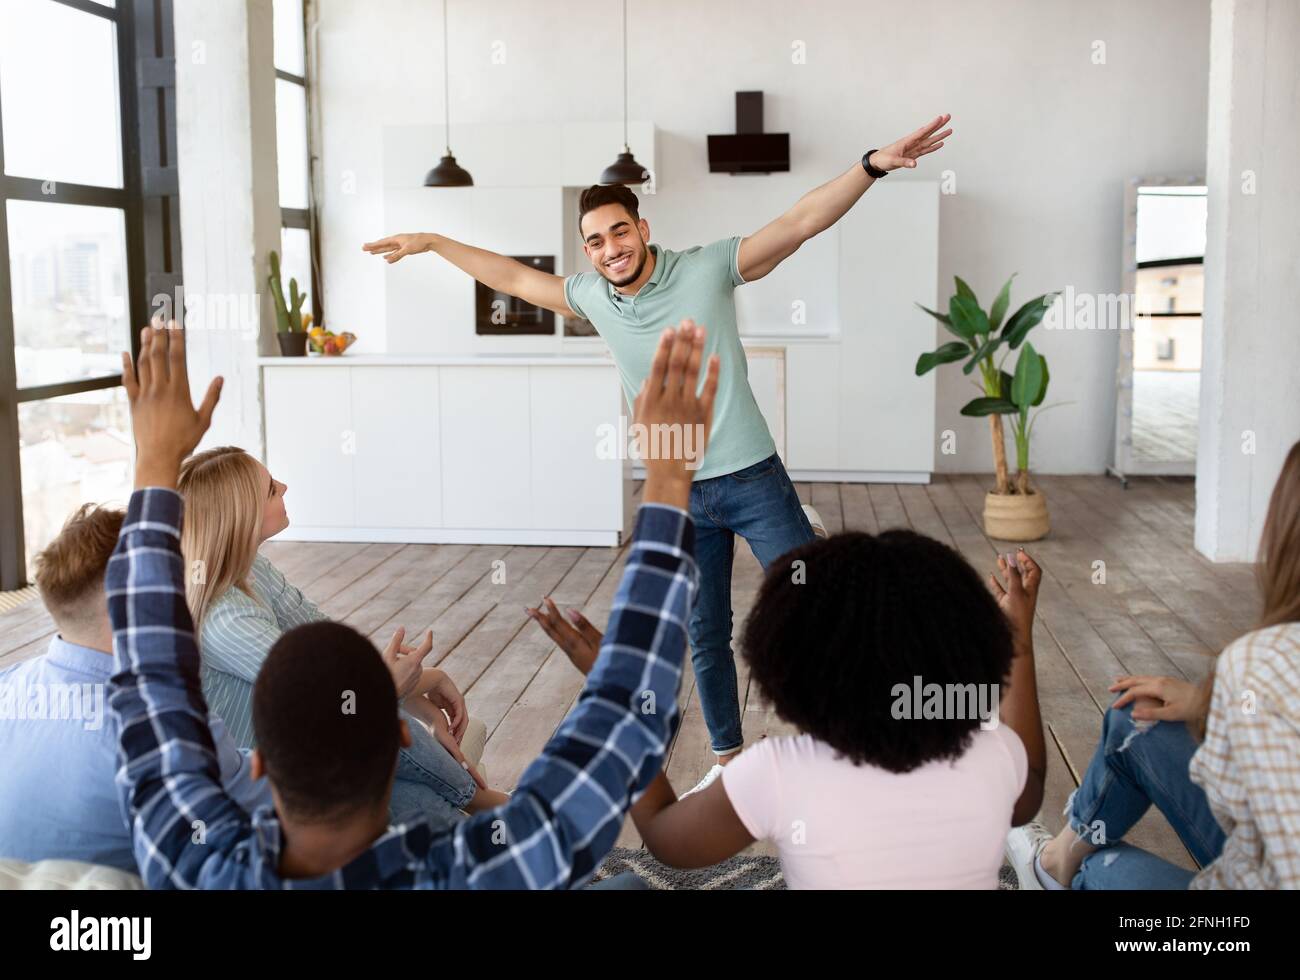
[269,250,308,356]
[915,276,1061,541]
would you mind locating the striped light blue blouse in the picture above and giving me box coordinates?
[198,553,325,749]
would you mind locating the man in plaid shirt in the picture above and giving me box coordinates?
[107,318,718,889]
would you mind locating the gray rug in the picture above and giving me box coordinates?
[595,846,1019,890]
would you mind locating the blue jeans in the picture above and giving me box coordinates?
[389,709,476,831]
[689,452,815,754]
[1067,703,1225,889]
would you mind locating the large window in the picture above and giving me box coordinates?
[0,0,178,589]
[274,0,319,327]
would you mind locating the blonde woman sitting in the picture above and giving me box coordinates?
[178,446,508,827]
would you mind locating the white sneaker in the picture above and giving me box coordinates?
[1005,820,1055,891]
[679,764,725,799]
[802,504,828,539]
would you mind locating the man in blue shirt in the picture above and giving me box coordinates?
[0,505,269,872]
[107,318,713,888]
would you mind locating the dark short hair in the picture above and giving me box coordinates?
[253,621,401,819]
[578,184,641,235]
[740,529,1015,773]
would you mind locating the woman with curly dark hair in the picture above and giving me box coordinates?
[529,530,1047,888]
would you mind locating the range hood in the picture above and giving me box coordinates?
[707,91,790,175]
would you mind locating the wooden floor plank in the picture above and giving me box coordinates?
[867,483,910,530]
[809,483,844,535]
[840,483,878,534]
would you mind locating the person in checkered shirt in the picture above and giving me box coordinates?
[107,319,717,889]
[1008,440,1300,890]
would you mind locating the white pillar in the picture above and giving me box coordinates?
[172,0,281,457]
[1196,0,1300,561]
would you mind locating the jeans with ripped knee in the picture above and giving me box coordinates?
[1066,702,1225,889]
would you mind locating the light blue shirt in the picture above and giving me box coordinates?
[199,553,328,749]
[0,635,271,871]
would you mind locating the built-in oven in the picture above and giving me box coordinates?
[476,255,555,335]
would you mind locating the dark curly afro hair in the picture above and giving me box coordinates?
[740,529,1014,773]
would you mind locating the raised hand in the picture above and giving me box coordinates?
[869,114,952,172]
[524,597,604,676]
[362,233,436,264]
[633,319,720,508]
[987,547,1042,643]
[121,321,222,489]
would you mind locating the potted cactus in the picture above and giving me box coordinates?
[915,275,1061,541]
[269,250,309,356]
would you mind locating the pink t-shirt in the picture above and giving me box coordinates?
[721,726,1027,889]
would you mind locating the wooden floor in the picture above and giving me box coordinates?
[0,475,1258,868]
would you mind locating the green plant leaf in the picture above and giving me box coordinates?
[1001,291,1061,349]
[1010,342,1045,408]
[962,333,1002,374]
[916,341,971,376]
[954,276,978,307]
[915,302,952,326]
[1032,356,1050,406]
[989,274,1016,332]
[948,294,989,341]
[999,369,1014,400]
[961,397,1017,416]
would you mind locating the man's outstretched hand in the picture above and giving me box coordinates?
[122,322,222,490]
[868,114,952,173]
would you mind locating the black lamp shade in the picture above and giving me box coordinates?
[599,149,648,186]
[423,153,474,187]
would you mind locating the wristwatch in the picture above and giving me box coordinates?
[862,150,889,179]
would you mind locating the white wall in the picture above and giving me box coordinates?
[1196,0,1300,562]
[312,0,1211,474]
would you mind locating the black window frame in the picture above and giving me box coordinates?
[0,0,180,589]
[276,0,322,328]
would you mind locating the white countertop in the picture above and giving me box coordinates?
[258,352,617,367]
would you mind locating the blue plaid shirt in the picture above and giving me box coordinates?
[107,488,697,889]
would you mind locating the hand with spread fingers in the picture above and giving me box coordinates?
[121,321,223,490]
[633,318,720,509]
[868,113,953,173]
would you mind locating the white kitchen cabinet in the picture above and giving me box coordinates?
[528,367,626,531]
[261,356,629,545]
[784,344,841,471]
[263,367,355,527]
[352,367,441,529]
[439,366,532,530]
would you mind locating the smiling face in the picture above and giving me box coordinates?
[580,202,652,289]
[256,460,290,542]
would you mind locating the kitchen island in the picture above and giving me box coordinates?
[259,353,633,546]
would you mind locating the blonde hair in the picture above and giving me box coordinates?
[1257,440,1300,630]
[1193,438,1300,737]
[178,446,265,633]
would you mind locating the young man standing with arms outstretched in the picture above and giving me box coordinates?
[365,114,952,792]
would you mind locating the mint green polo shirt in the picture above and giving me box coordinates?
[564,238,776,481]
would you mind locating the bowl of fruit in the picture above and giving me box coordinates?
[306,318,357,356]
